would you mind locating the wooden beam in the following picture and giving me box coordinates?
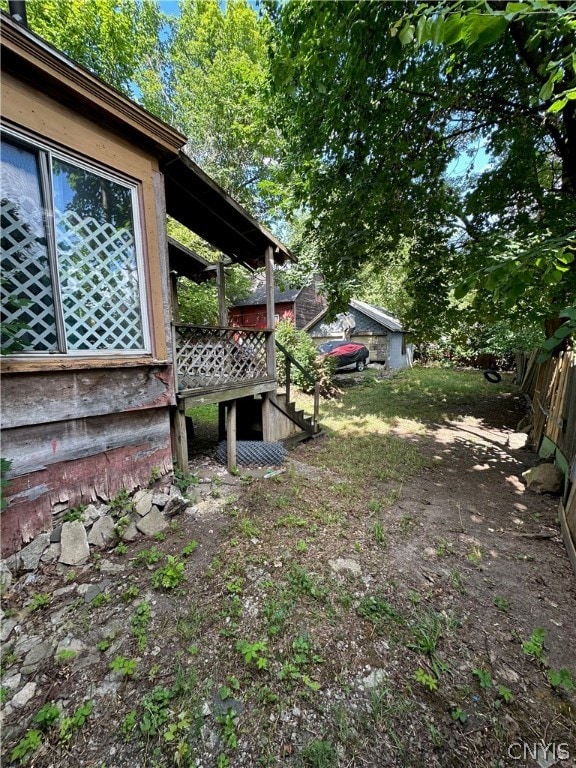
[265,246,276,376]
[227,399,237,472]
[173,403,188,471]
[178,378,276,407]
[170,272,180,323]
[217,260,227,327]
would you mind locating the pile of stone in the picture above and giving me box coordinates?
[1,484,194,582]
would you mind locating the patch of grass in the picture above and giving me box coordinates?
[286,564,329,601]
[299,738,338,768]
[493,595,510,612]
[56,649,78,664]
[59,700,94,745]
[372,518,387,545]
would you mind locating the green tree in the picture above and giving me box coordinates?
[268,0,576,343]
[10,0,166,97]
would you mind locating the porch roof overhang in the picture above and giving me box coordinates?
[167,237,214,283]
[162,151,295,271]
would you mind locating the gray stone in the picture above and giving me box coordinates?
[22,641,53,672]
[0,561,13,590]
[151,492,170,508]
[82,504,102,525]
[87,515,116,547]
[2,673,21,691]
[163,494,188,518]
[361,669,387,689]
[41,543,61,563]
[11,682,37,709]
[53,584,76,598]
[83,580,111,603]
[14,635,41,655]
[122,520,139,542]
[50,526,62,543]
[522,464,563,495]
[99,560,126,574]
[134,490,154,517]
[59,521,90,565]
[56,637,86,655]
[1,619,17,643]
[329,558,362,576]
[8,534,51,572]
[136,506,168,537]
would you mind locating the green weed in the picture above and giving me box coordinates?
[10,730,43,764]
[110,656,138,677]
[29,592,50,611]
[33,703,61,729]
[59,700,94,745]
[133,546,163,567]
[472,668,493,689]
[547,668,574,692]
[236,639,269,670]
[56,649,77,664]
[414,667,438,691]
[521,627,546,660]
[131,600,151,651]
[493,595,509,612]
[182,540,199,557]
[152,556,186,589]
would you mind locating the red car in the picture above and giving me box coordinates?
[318,340,370,372]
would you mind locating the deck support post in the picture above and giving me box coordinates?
[227,399,237,472]
[216,261,227,327]
[173,402,188,471]
[262,246,276,441]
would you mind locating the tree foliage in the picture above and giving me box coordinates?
[267,0,576,343]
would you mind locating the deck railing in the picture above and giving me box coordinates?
[174,325,272,393]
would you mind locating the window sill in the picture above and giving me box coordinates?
[1,356,170,374]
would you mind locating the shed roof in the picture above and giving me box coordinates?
[1,12,294,272]
[167,237,213,283]
[303,300,404,333]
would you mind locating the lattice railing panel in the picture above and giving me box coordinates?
[56,208,144,351]
[175,326,270,391]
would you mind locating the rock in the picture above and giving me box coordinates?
[56,637,86,655]
[81,580,111,603]
[2,673,21,692]
[41,543,61,563]
[134,490,154,517]
[7,533,51,572]
[163,494,188,518]
[522,464,563,495]
[59,521,90,565]
[1,619,17,643]
[328,558,362,576]
[82,504,102,525]
[361,669,387,689]
[88,515,116,547]
[50,526,62,543]
[22,641,54,673]
[99,560,125,574]
[136,506,168,537]
[11,682,37,709]
[0,561,12,590]
[122,520,139,542]
[151,493,170,508]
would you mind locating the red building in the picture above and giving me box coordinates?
[229,283,325,330]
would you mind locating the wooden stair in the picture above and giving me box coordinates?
[271,391,322,448]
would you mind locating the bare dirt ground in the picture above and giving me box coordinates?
[1,372,575,768]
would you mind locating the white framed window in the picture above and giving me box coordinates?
[1,129,151,356]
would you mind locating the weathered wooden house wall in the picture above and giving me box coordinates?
[1,30,179,556]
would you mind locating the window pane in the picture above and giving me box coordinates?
[52,159,145,351]
[0,140,58,352]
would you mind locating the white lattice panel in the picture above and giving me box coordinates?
[176,327,268,390]
[55,208,144,350]
[1,199,58,350]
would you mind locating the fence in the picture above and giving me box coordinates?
[517,349,576,574]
